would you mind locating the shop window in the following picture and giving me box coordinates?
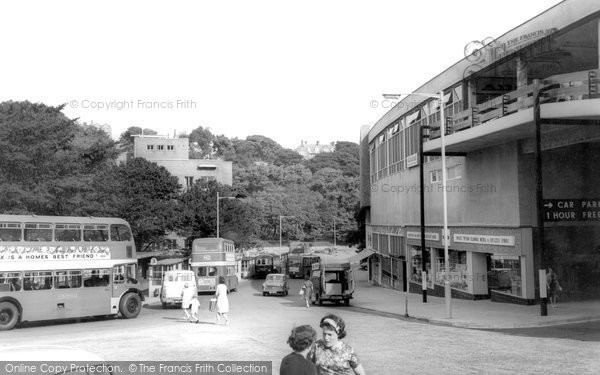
[436,249,468,291]
[409,246,432,286]
[488,255,521,296]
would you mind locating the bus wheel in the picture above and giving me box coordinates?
[0,302,19,331]
[119,293,141,319]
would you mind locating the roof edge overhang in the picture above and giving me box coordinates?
[369,0,600,143]
[423,99,600,154]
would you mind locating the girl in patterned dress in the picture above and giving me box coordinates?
[308,314,366,375]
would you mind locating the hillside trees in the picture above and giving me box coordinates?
[0,102,363,249]
[178,179,261,248]
[0,101,117,215]
[83,158,182,251]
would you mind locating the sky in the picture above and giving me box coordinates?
[2,0,564,149]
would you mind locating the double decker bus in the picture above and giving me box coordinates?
[191,238,238,293]
[287,253,303,278]
[255,253,288,278]
[0,215,143,331]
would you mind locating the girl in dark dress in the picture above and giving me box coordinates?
[280,325,317,375]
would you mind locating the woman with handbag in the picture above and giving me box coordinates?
[301,275,314,308]
[215,276,229,325]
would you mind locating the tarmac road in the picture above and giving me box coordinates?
[2,275,600,374]
[485,320,600,341]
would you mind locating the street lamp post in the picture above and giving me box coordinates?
[279,215,295,248]
[216,191,237,239]
[383,91,451,318]
[333,218,336,249]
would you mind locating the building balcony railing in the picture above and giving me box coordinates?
[427,69,600,139]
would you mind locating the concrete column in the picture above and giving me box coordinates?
[378,255,382,285]
[516,55,529,109]
[522,228,535,300]
[516,55,528,88]
[468,252,488,295]
[431,247,438,288]
[467,80,477,109]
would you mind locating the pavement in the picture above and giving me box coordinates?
[350,276,600,329]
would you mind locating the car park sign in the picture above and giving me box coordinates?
[543,199,600,221]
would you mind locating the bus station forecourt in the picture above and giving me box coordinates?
[145,246,600,330]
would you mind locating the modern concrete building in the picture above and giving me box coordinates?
[360,0,600,304]
[133,135,232,188]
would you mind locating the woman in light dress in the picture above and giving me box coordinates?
[215,276,229,325]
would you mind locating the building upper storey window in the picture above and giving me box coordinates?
[147,145,154,150]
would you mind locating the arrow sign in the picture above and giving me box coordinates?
[543,198,600,221]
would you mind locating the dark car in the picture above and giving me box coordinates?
[262,273,289,296]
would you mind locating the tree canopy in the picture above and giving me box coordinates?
[0,102,363,250]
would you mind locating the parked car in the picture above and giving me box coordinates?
[262,273,289,296]
[160,270,197,308]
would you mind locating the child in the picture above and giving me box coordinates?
[190,295,200,323]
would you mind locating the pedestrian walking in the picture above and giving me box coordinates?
[190,295,200,323]
[215,276,229,325]
[546,267,562,308]
[181,283,194,321]
[308,314,366,375]
[301,275,314,308]
[280,325,318,375]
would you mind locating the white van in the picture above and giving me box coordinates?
[160,270,197,308]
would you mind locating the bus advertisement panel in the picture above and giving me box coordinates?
[0,215,143,331]
[190,238,238,293]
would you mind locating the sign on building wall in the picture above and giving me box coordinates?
[453,234,515,247]
[406,154,418,168]
[406,232,439,241]
[543,199,600,221]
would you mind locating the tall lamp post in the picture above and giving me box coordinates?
[333,217,337,249]
[216,191,237,239]
[383,91,451,318]
[279,215,295,248]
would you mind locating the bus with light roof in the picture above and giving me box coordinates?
[0,214,143,331]
[190,238,238,293]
